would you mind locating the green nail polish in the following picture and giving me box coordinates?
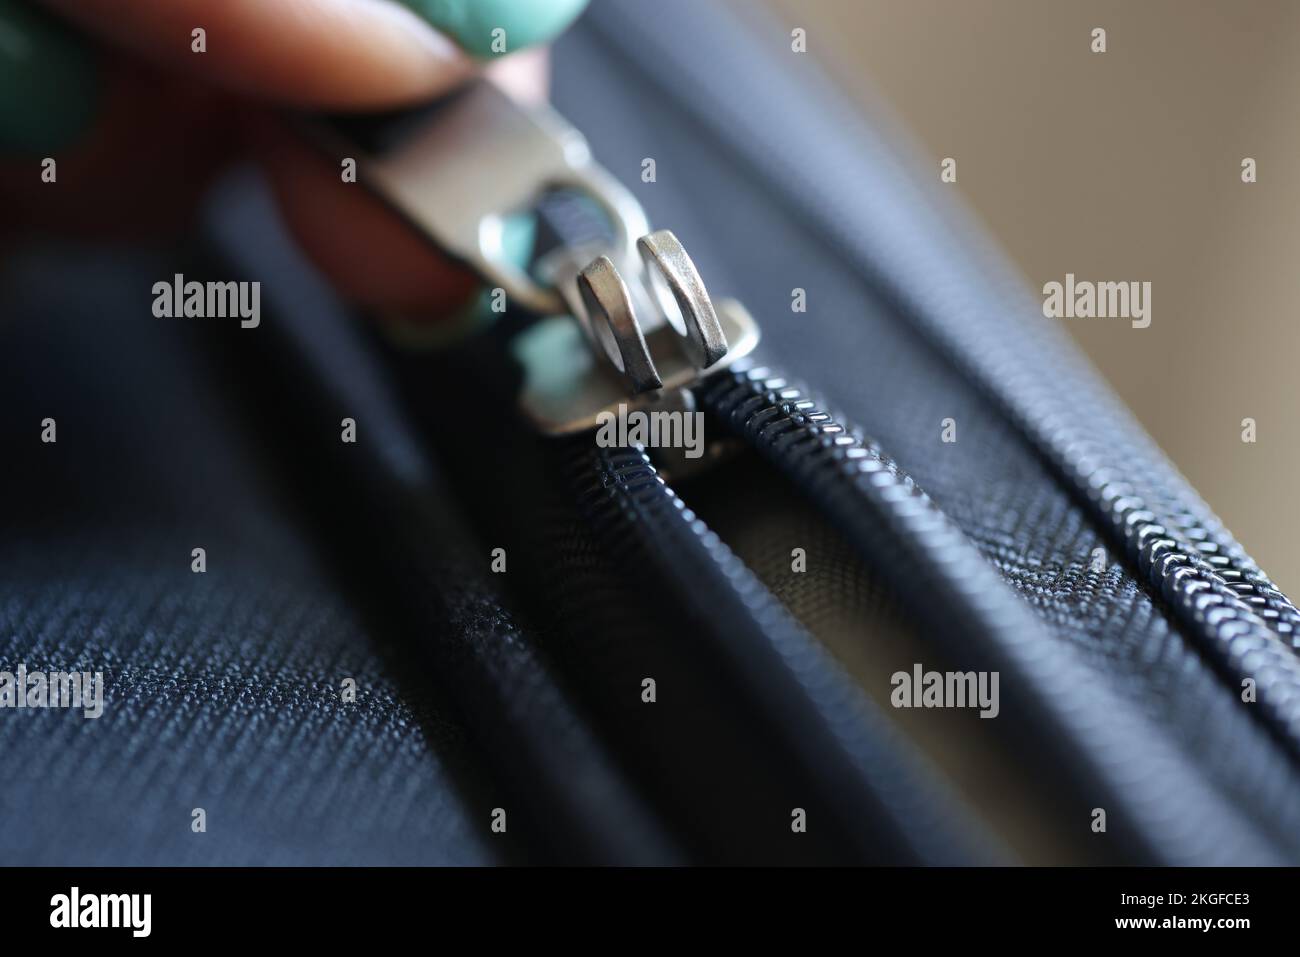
[402,0,590,58]
[0,0,99,154]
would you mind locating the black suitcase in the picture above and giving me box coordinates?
[3,0,1298,867]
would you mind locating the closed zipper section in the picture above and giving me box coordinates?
[685,361,1288,865]
[585,0,1300,748]
[201,176,685,866]
[567,440,1001,865]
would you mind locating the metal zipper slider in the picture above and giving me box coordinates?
[301,78,759,433]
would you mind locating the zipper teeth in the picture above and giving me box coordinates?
[1014,378,1300,648]
[1008,399,1300,745]
[934,304,1300,656]
[694,362,1287,864]
[565,439,1000,865]
[1106,464,1299,639]
[585,0,1300,661]
[702,362,1300,754]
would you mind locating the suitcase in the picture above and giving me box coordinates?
[2,0,1297,866]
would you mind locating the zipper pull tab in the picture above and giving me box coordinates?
[304,79,645,317]
[301,78,759,432]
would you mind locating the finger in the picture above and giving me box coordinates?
[0,56,240,238]
[39,0,585,108]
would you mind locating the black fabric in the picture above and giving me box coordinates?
[3,0,1298,865]
[0,251,494,865]
[552,0,1300,858]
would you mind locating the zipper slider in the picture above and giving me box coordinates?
[302,78,759,433]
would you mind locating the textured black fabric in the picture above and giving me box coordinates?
[0,251,494,865]
[682,455,1101,865]
[549,1,1300,859]
[3,0,1298,866]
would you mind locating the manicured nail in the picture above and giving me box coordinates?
[399,0,589,58]
[0,0,99,154]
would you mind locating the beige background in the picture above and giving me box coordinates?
[767,0,1300,592]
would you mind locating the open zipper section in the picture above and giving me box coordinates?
[576,359,1286,865]
[585,0,1300,751]
[566,440,1001,865]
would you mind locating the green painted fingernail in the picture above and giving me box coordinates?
[0,0,99,154]
[401,0,589,58]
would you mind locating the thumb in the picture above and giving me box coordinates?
[30,0,586,109]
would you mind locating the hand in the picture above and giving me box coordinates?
[0,0,588,328]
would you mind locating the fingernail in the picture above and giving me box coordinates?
[399,0,589,58]
[0,0,100,154]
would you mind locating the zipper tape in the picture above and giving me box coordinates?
[693,363,1290,864]
[569,440,1005,865]
[202,170,682,864]
[586,0,1300,744]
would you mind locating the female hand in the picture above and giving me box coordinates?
[0,0,588,325]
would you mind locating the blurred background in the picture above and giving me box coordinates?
[768,0,1300,593]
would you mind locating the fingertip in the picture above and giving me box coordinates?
[0,0,101,153]
[395,0,589,59]
[42,0,478,107]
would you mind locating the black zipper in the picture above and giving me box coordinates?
[205,0,1300,863]
[567,439,1002,865]
[586,0,1300,754]
[566,359,1284,865]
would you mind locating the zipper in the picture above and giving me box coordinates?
[306,80,761,436]
[584,0,1300,749]
[202,172,683,866]
[532,354,1289,863]
[307,43,1300,861]
[676,363,1289,864]
[567,439,1001,865]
